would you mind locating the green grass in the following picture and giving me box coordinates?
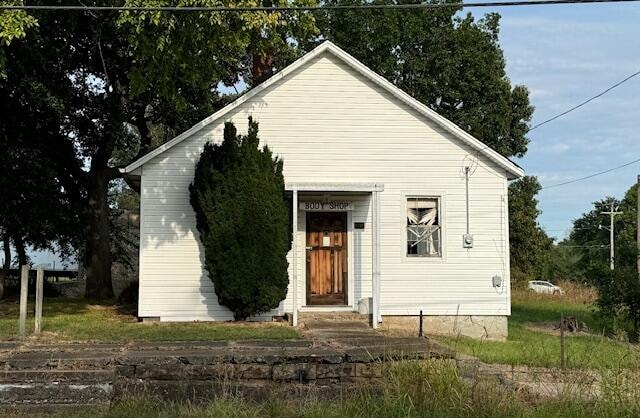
[10,360,640,418]
[439,296,639,369]
[0,299,299,342]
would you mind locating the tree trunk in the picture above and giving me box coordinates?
[84,162,115,300]
[11,233,30,292]
[12,234,27,267]
[0,235,10,300]
[251,48,274,86]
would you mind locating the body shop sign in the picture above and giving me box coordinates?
[300,201,353,211]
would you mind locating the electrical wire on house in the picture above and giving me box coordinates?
[2,0,640,12]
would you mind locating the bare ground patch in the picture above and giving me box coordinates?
[523,322,593,337]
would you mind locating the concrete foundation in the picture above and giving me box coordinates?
[381,315,508,341]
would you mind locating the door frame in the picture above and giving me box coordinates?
[301,209,354,310]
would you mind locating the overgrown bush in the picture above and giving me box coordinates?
[597,265,640,342]
[189,119,290,320]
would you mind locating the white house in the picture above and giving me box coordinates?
[122,41,523,340]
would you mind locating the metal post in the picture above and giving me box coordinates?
[372,190,378,329]
[560,313,566,369]
[292,189,299,327]
[376,187,382,325]
[19,265,28,338]
[34,267,44,334]
[602,202,622,271]
[419,310,423,337]
[611,206,615,271]
[465,167,470,235]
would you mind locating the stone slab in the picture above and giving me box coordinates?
[272,363,317,381]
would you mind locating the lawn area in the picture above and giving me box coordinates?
[0,299,299,342]
[439,285,640,369]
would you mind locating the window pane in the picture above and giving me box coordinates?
[406,197,441,256]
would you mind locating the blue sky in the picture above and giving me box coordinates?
[473,2,640,240]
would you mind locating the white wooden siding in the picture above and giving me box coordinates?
[138,51,511,320]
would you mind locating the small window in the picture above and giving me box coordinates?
[406,197,441,257]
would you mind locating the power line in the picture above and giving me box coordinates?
[465,69,640,174]
[530,69,640,131]
[556,244,610,248]
[544,227,590,231]
[541,156,640,189]
[2,0,640,12]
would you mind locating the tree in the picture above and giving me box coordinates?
[541,240,583,284]
[508,176,553,283]
[0,1,37,74]
[570,183,639,339]
[0,1,318,299]
[0,74,80,273]
[571,184,640,334]
[189,119,290,320]
[315,0,533,158]
[0,233,9,299]
[570,188,637,284]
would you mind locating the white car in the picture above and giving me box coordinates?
[527,280,564,295]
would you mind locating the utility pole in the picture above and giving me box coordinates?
[602,202,623,271]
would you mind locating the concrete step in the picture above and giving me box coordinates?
[303,320,371,330]
[0,369,114,409]
[1,403,109,415]
[298,311,370,323]
[0,369,115,383]
[0,381,113,406]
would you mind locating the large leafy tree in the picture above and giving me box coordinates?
[0,49,80,298]
[571,186,638,283]
[0,1,37,74]
[0,1,317,298]
[315,0,533,158]
[540,240,583,284]
[190,120,290,320]
[570,184,639,338]
[508,176,553,283]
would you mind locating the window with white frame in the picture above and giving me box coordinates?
[406,197,441,257]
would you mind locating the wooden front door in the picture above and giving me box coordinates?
[306,212,348,305]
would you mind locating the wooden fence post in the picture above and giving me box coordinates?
[560,313,566,369]
[34,266,44,334]
[19,265,28,338]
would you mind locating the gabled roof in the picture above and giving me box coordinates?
[123,41,524,179]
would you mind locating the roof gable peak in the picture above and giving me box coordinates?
[123,40,523,179]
